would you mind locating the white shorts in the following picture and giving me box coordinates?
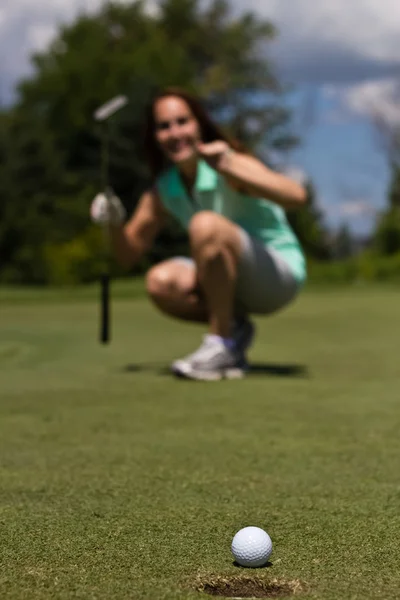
[173,228,302,316]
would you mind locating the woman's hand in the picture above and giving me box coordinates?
[196,140,234,171]
[198,142,306,207]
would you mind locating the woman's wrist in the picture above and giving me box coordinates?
[218,146,236,171]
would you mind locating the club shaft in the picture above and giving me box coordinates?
[100,125,109,191]
[100,273,110,343]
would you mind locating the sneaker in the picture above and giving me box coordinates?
[171,335,245,381]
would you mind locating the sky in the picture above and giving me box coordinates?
[1,0,400,235]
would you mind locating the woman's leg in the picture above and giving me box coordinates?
[146,258,208,322]
[168,212,252,380]
[188,210,243,338]
[146,255,254,360]
[169,213,301,380]
[234,235,301,315]
[147,211,245,336]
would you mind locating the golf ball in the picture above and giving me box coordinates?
[231,526,273,567]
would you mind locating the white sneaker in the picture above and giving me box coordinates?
[171,335,246,381]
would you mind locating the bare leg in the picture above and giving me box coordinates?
[147,230,255,380]
[189,211,243,338]
[145,260,208,322]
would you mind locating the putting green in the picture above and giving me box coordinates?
[0,283,399,599]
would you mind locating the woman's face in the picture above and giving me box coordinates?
[153,96,201,165]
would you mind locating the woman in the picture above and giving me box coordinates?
[91,87,307,380]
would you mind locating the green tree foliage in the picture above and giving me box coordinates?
[0,0,324,284]
[332,223,354,259]
[371,150,400,256]
[286,181,331,260]
[374,207,400,256]
[372,124,400,255]
[388,162,400,209]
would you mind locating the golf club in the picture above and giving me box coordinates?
[93,94,128,344]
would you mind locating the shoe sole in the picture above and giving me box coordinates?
[171,363,247,381]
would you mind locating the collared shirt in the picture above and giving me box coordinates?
[156,159,306,283]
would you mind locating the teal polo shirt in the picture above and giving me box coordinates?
[156,159,306,284]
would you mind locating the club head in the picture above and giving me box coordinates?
[94,95,128,122]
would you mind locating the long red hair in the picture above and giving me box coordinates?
[143,86,246,181]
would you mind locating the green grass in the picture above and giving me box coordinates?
[0,282,399,599]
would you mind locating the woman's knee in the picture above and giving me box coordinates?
[146,265,175,299]
[145,263,194,300]
[188,211,221,246]
[189,211,242,260]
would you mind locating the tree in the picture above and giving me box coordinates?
[286,180,331,260]
[388,162,400,209]
[370,106,400,254]
[0,0,301,283]
[374,208,400,256]
[333,223,354,259]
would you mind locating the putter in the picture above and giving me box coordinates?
[93,95,128,344]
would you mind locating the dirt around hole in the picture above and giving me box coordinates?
[195,574,307,598]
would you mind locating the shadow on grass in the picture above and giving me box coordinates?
[232,560,274,568]
[247,363,309,377]
[121,362,309,378]
[122,362,168,375]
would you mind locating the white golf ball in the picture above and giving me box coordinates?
[231,526,273,567]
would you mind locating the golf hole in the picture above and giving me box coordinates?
[195,575,306,598]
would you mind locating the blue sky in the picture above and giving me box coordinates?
[287,86,389,236]
[1,0,400,236]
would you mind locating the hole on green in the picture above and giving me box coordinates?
[195,575,306,598]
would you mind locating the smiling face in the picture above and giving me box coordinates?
[153,96,202,166]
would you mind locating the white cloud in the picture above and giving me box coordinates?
[2,0,400,103]
[28,22,57,49]
[324,199,378,232]
[322,77,400,132]
[239,0,400,83]
[337,79,400,126]
[340,199,376,218]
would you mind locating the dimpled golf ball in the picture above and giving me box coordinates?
[231,526,273,567]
